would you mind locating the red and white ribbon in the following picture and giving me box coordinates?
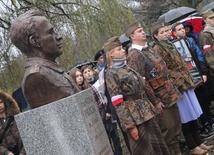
[203,45,212,53]
[111,95,124,106]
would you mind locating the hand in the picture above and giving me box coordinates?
[7,152,14,155]
[202,75,207,83]
[106,113,111,120]
[155,102,165,115]
[130,127,139,140]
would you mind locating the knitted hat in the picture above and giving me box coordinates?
[94,49,104,61]
[202,10,214,20]
[182,21,194,32]
[125,22,142,37]
[103,36,121,53]
[151,21,167,35]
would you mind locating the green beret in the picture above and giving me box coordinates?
[103,36,121,53]
[125,22,142,37]
[202,10,214,20]
[151,21,168,35]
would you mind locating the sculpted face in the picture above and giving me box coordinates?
[33,16,63,61]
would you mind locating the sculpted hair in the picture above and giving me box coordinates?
[10,10,44,55]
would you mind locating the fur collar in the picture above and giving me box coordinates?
[0,90,20,116]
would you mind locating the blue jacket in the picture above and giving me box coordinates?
[185,37,208,75]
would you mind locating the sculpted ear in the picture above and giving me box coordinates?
[29,36,40,47]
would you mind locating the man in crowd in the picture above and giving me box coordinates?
[10,10,79,109]
[172,22,214,138]
[125,22,183,155]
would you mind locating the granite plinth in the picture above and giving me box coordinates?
[15,88,113,155]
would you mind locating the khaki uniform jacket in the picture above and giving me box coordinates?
[199,31,214,75]
[105,65,158,132]
[153,44,195,92]
[0,90,26,155]
[127,46,182,108]
[22,57,80,109]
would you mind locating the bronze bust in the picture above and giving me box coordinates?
[10,10,79,108]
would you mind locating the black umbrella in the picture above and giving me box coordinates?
[68,60,98,71]
[158,6,197,24]
[200,2,214,15]
[119,33,130,48]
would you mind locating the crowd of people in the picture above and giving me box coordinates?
[0,8,213,155]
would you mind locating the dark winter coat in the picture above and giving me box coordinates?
[0,90,26,155]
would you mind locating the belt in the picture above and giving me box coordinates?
[124,94,144,101]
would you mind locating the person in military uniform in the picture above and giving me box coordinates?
[10,10,79,109]
[125,22,183,155]
[199,10,214,98]
[199,10,214,76]
[151,21,213,155]
[103,36,169,155]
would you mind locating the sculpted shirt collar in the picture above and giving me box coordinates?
[132,44,148,51]
[25,57,64,73]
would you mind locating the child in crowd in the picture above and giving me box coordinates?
[81,65,97,85]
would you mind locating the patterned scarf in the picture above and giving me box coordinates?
[158,40,177,54]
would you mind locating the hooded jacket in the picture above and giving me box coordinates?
[0,90,26,155]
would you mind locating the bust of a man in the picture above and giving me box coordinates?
[10,10,79,109]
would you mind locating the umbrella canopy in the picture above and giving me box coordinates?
[179,16,203,34]
[119,33,130,48]
[200,2,214,14]
[68,60,98,71]
[158,7,197,24]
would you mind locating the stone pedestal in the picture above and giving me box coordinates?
[15,88,113,155]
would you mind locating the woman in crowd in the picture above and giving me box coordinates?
[0,90,26,155]
[151,21,213,155]
[69,68,89,90]
[103,36,169,155]
[69,67,123,155]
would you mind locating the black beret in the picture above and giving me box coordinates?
[94,49,105,61]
